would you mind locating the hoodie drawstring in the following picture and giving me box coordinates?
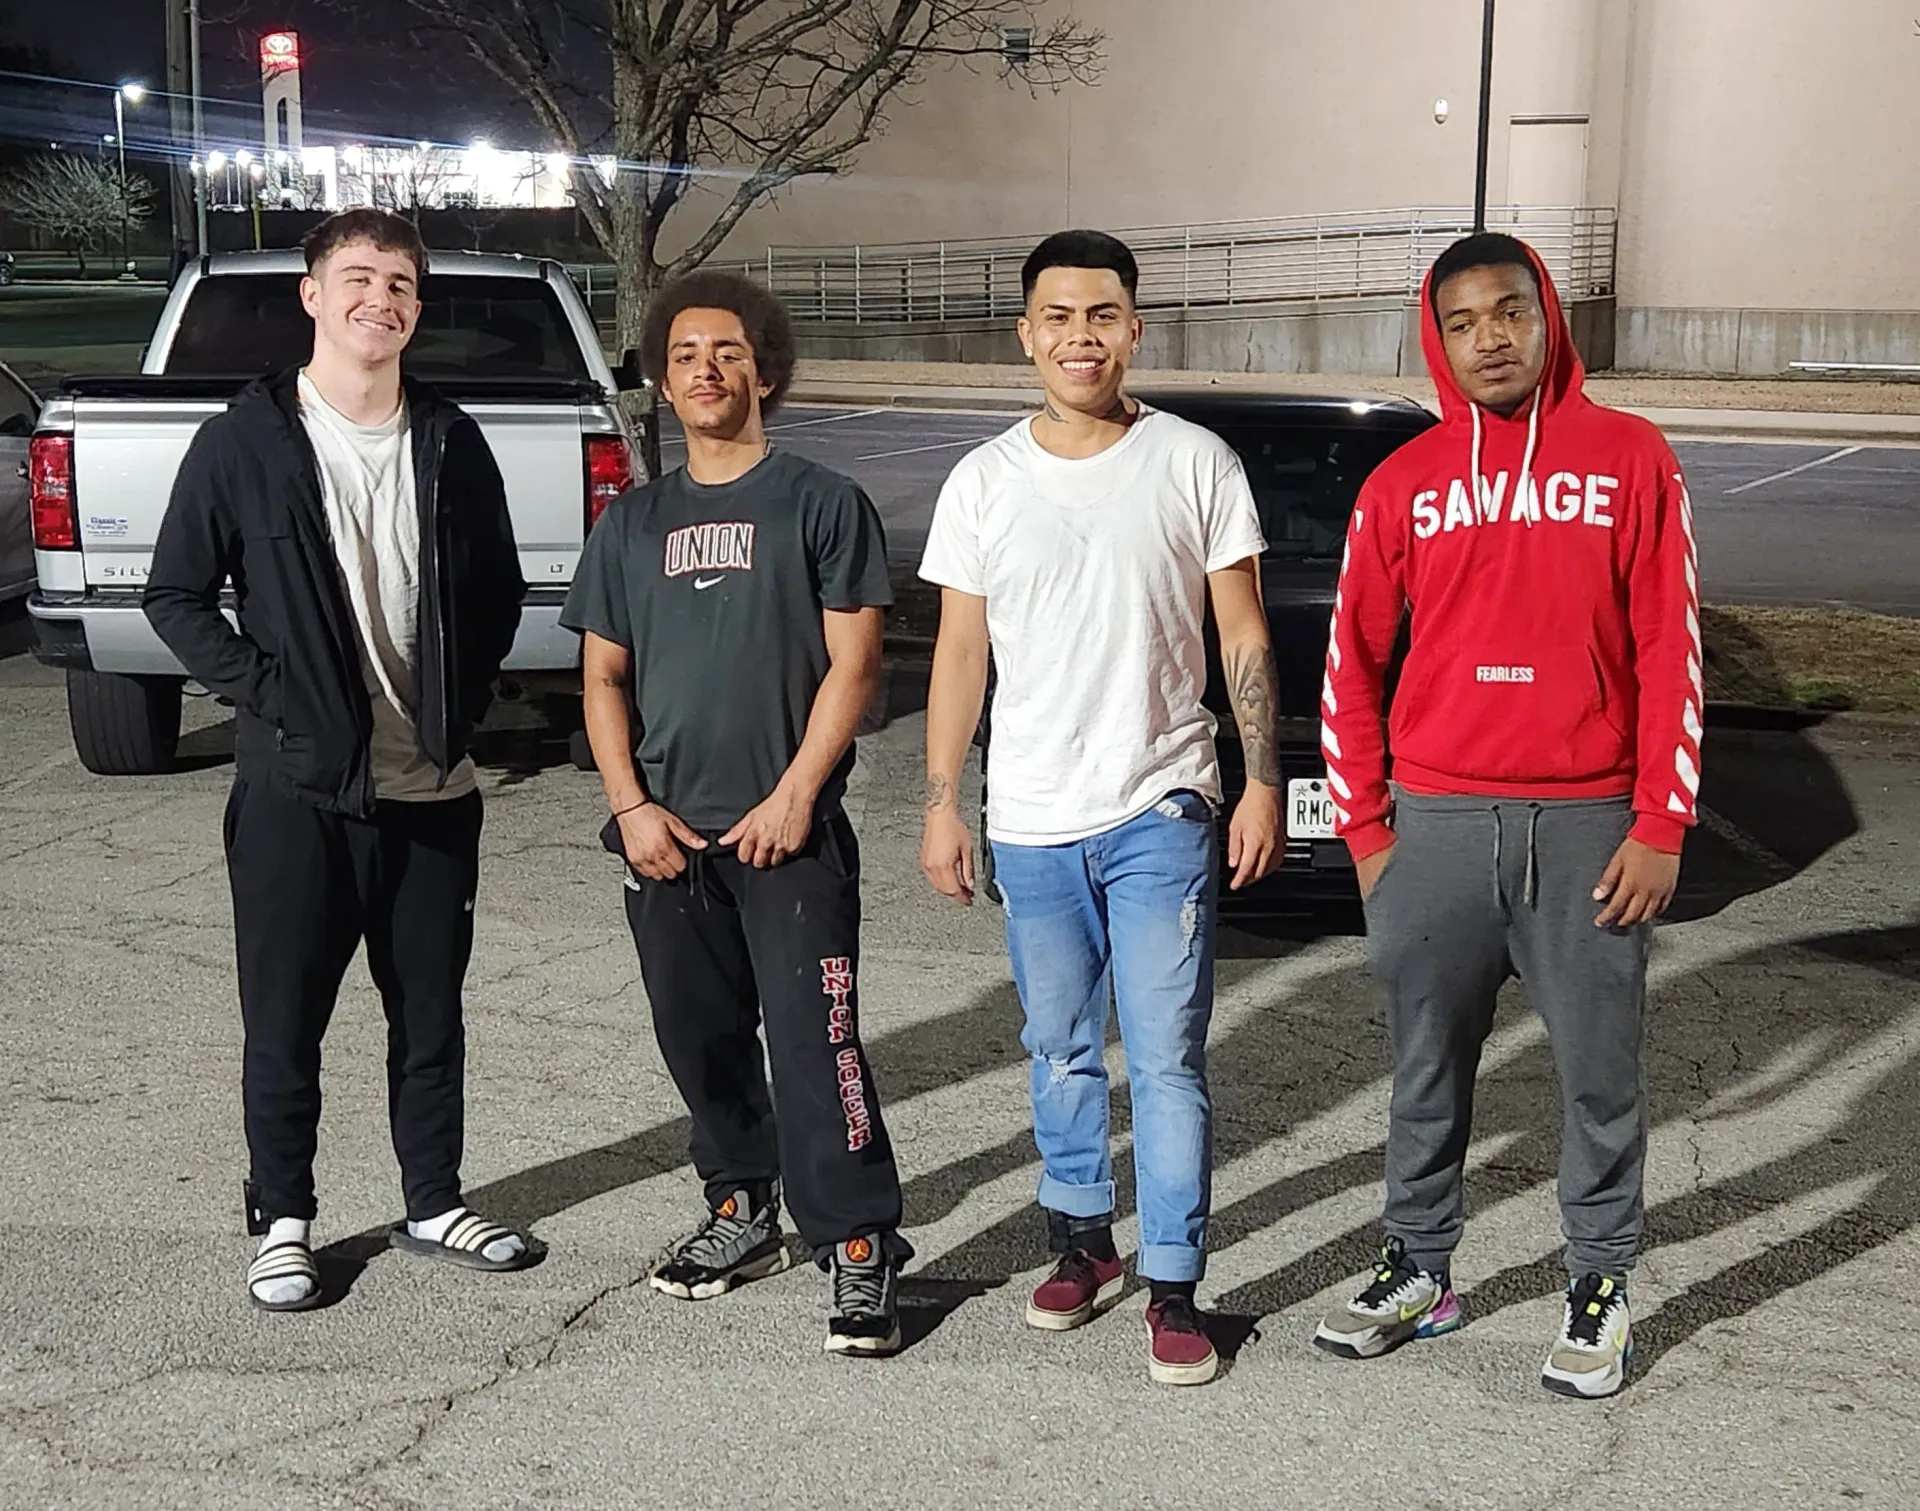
[1517,401,1540,530]
[1469,398,1543,530]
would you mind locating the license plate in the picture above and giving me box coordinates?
[1287,777,1339,840]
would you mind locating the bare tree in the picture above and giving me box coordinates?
[384,0,1103,468]
[2,155,155,276]
[388,147,466,220]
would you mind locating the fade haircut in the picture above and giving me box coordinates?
[1428,232,1541,315]
[1021,229,1140,304]
[641,270,797,417]
[302,208,428,283]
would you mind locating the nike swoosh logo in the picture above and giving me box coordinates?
[693,575,725,590]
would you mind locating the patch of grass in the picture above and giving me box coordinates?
[1702,605,1920,714]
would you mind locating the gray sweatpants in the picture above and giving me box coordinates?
[1364,790,1652,1281]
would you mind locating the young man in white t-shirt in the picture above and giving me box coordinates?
[919,230,1283,1386]
[146,210,532,1310]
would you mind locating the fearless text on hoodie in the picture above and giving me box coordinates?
[1321,244,1701,862]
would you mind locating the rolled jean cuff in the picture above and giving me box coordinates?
[1038,1173,1116,1220]
[1137,1242,1206,1284]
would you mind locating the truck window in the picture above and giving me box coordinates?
[1209,425,1410,561]
[163,273,593,382]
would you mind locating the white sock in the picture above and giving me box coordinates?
[409,1206,525,1265]
[253,1217,315,1307]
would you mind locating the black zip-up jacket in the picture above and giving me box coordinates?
[144,368,527,816]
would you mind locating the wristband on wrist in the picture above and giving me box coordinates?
[612,798,652,819]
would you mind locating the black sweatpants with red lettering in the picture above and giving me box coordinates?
[620,806,907,1262]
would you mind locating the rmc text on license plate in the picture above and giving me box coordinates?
[1287,777,1338,840]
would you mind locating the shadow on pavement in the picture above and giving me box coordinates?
[1203,920,1919,1387]
[0,601,32,661]
[313,981,1028,1324]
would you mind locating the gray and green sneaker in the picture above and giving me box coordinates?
[823,1235,902,1357]
[649,1187,792,1301]
[1313,1236,1461,1360]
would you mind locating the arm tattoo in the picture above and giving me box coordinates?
[924,773,957,813]
[1226,645,1283,787]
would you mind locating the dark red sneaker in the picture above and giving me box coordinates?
[1025,1248,1126,1331]
[1145,1295,1219,1385]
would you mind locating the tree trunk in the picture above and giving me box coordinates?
[74,246,88,277]
[612,211,664,483]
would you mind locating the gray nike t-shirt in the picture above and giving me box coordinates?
[560,448,892,832]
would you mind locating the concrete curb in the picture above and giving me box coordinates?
[789,382,1920,446]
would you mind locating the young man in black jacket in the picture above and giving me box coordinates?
[144,209,532,1310]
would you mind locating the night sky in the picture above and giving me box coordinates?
[5,0,551,157]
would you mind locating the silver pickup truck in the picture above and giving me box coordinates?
[26,249,640,774]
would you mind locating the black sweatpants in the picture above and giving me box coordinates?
[224,775,483,1227]
[621,807,905,1260]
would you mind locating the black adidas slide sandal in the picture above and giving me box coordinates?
[248,1240,323,1313]
[388,1211,537,1272]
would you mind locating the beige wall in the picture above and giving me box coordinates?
[686,1,1919,330]
[1614,0,1920,311]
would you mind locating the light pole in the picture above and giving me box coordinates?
[249,162,266,249]
[190,0,207,257]
[1472,0,1496,232]
[114,82,147,278]
[206,150,227,211]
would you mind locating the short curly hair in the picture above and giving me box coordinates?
[302,208,428,282]
[641,270,796,417]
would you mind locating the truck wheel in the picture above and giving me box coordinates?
[67,670,182,775]
[568,727,597,773]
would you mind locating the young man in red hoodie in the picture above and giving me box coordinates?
[1311,234,1698,1399]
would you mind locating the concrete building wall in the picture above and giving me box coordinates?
[690,0,1920,372]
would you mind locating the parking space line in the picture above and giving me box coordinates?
[766,407,892,432]
[1722,446,1861,496]
[857,436,994,461]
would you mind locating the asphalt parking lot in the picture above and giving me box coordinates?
[2,624,1917,1509]
[732,406,1920,616]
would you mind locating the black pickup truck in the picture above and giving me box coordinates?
[977,387,1434,915]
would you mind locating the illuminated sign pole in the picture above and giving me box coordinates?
[260,32,306,209]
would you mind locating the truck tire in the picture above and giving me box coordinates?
[67,670,183,775]
[569,727,597,773]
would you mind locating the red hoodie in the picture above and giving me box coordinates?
[1323,243,1701,863]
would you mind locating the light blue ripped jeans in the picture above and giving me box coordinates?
[990,790,1219,1282]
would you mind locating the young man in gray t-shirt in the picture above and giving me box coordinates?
[561,272,908,1357]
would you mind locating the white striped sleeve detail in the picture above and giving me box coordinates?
[1668,792,1691,815]
[1675,745,1701,800]
[1683,699,1704,744]
[1328,770,1352,800]
[1321,675,1338,716]
[1321,722,1343,761]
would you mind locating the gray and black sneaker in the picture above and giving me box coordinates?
[649,1187,792,1301]
[823,1235,901,1357]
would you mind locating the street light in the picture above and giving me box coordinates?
[113,82,147,278]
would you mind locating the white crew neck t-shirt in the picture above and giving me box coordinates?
[919,405,1266,846]
[298,372,476,803]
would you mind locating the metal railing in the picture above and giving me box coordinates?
[739,206,1616,325]
[565,206,1615,330]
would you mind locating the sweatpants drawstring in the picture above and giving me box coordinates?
[1524,804,1542,910]
[1491,810,1505,917]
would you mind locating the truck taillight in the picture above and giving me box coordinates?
[585,435,634,530]
[30,435,77,551]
